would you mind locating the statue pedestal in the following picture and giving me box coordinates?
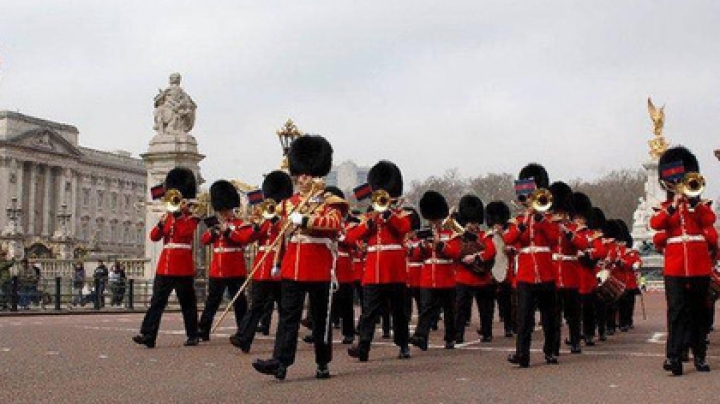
[631,158,665,270]
[140,133,205,279]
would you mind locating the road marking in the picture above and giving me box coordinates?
[647,332,666,344]
[99,354,108,359]
[2,347,10,352]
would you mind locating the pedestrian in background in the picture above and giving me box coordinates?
[72,261,86,307]
[94,260,109,307]
[109,261,127,306]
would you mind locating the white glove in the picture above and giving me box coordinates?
[290,212,304,226]
[271,266,281,277]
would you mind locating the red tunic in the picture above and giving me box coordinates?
[278,192,345,282]
[503,212,559,284]
[455,231,497,287]
[552,219,584,290]
[150,212,199,277]
[650,200,716,277]
[201,218,257,278]
[352,243,366,282]
[575,228,606,295]
[336,221,356,284]
[409,229,462,289]
[345,208,412,285]
[251,219,282,281]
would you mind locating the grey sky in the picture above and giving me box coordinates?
[2,1,720,197]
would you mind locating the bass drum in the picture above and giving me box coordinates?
[491,232,509,283]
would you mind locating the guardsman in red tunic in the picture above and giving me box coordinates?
[615,220,642,332]
[453,195,497,344]
[327,186,358,345]
[486,201,516,338]
[650,146,716,375]
[232,170,294,353]
[346,160,413,362]
[549,182,584,355]
[198,180,258,342]
[403,207,423,323]
[599,220,623,338]
[409,191,462,351]
[578,204,607,346]
[133,167,201,348]
[504,163,560,368]
[252,135,347,381]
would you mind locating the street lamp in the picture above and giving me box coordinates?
[276,119,303,171]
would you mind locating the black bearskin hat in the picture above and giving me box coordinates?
[403,207,422,231]
[602,219,622,240]
[165,167,197,199]
[262,170,294,202]
[485,201,511,228]
[288,135,333,177]
[368,160,403,198]
[570,192,593,219]
[658,145,700,183]
[209,180,239,211]
[324,185,345,199]
[588,207,606,230]
[419,190,449,221]
[518,163,549,189]
[549,181,573,214]
[456,194,484,226]
[617,219,633,248]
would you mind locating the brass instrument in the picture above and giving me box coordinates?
[529,188,553,212]
[679,172,705,198]
[162,188,184,212]
[258,199,278,220]
[371,189,392,212]
[441,208,466,235]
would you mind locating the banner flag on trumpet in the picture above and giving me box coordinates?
[353,183,372,201]
[513,179,537,197]
[660,160,685,182]
[150,183,166,200]
[246,189,264,206]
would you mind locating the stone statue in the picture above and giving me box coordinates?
[633,196,647,226]
[153,73,197,135]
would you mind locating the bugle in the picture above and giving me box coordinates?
[529,188,553,212]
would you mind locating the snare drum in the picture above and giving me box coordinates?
[596,269,626,303]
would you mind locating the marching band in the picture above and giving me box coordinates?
[132,140,718,380]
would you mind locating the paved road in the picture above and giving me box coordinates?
[1,292,718,403]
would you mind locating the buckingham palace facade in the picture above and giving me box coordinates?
[0,111,147,258]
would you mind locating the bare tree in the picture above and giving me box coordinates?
[467,173,516,206]
[405,168,467,208]
[569,169,646,225]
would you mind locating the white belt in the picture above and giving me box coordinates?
[424,258,453,265]
[164,243,192,250]
[290,235,332,244]
[519,246,551,254]
[352,259,363,263]
[667,234,705,244]
[408,262,423,268]
[258,245,278,252]
[338,252,350,257]
[367,244,404,252]
[552,254,578,261]
[213,247,244,253]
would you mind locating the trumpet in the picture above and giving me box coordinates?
[371,189,392,212]
[528,188,553,212]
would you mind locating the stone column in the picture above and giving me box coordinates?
[41,164,53,237]
[27,162,37,236]
[70,169,79,238]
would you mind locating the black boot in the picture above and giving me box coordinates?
[663,358,683,376]
[347,345,369,362]
[397,346,411,359]
[252,358,287,380]
[508,353,530,368]
[409,335,428,351]
[316,364,331,379]
[184,337,199,347]
[198,328,210,342]
[694,357,711,372]
[229,335,250,353]
[132,334,156,348]
[545,354,559,365]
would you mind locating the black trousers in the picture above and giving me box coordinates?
[273,280,332,367]
[455,283,496,340]
[405,286,422,321]
[664,276,710,361]
[555,288,581,350]
[357,283,409,351]
[618,289,638,328]
[140,275,198,340]
[198,277,247,334]
[415,287,456,343]
[595,297,608,337]
[605,300,619,332]
[581,292,597,339]
[496,282,516,334]
[331,282,356,338]
[515,282,557,357]
[237,280,281,345]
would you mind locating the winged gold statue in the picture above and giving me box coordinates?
[647,97,668,159]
